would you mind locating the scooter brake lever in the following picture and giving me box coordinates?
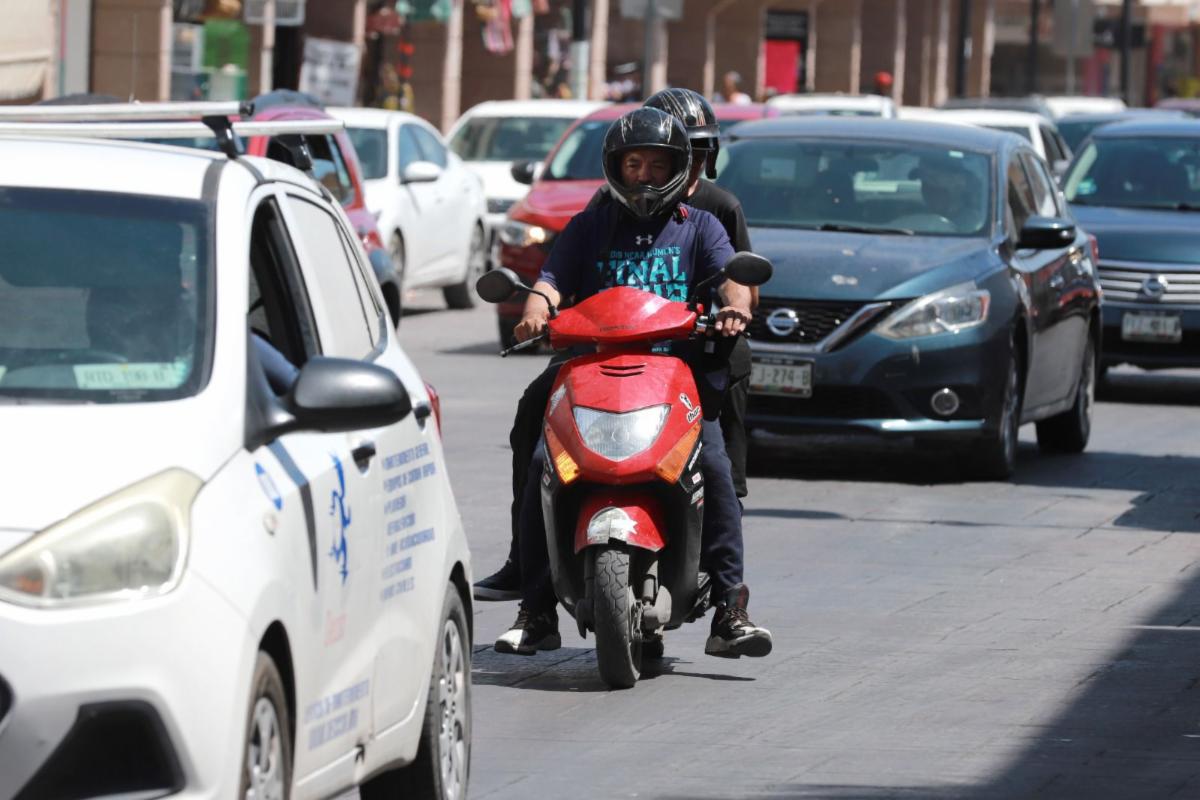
[500,332,548,357]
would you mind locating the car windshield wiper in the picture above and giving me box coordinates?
[816,223,915,236]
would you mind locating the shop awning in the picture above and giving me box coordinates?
[0,0,51,101]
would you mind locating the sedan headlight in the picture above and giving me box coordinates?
[876,282,991,339]
[498,220,553,248]
[574,405,670,461]
[0,469,202,608]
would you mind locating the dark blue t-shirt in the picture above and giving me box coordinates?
[537,203,734,304]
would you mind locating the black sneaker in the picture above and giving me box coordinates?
[704,584,772,659]
[473,559,520,601]
[494,604,561,655]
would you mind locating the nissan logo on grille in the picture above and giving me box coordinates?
[1140,276,1168,300]
[766,308,800,337]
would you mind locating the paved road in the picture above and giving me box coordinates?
[402,292,1200,800]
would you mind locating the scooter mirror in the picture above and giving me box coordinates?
[476,267,525,304]
[723,252,773,287]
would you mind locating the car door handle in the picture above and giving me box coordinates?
[351,441,377,470]
[1049,274,1065,290]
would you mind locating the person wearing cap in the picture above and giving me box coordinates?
[490,106,773,662]
[911,153,988,234]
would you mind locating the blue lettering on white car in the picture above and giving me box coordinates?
[254,462,283,511]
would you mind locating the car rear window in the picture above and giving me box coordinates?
[0,187,212,404]
[450,116,575,162]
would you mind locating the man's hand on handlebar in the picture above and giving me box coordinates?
[514,310,550,343]
[713,304,752,336]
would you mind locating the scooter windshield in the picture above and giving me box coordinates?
[549,286,699,347]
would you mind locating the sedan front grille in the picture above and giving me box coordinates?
[487,198,516,214]
[749,298,867,345]
[1098,260,1200,304]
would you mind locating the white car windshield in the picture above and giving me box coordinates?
[450,116,576,162]
[1064,136,1200,211]
[543,120,608,181]
[0,187,211,404]
[346,127,388,180]
[716,139,993,236]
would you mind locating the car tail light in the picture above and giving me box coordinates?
[424,381,442,435]
[361,228,384,253]
[1088,233,1099,264]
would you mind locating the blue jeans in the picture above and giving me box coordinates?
[518,415,745,611]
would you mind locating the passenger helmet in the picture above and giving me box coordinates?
[602,107,692,221]
[645,87,722,179]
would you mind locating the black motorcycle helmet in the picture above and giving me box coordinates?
[602,107,692,221]
[644,88,721,179]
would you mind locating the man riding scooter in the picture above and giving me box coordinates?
[491,107,773,661]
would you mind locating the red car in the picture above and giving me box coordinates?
[248,91,403,326]
[494,102,775,346]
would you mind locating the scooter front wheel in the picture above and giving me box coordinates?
[592,546,642,689]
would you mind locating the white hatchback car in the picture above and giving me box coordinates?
[331,107,488,309]
[0,114,472,800]
[766,92,897,119]
[445,99,605,252]
[935,108,1073,176]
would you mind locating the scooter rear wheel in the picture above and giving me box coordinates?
[592,546,641,689]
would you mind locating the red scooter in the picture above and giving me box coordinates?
[477,253,772,688]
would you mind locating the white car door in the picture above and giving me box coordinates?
[397,123,447,285]
[276,188,389,788]
[327,209,456,731]
[238,189,379,792]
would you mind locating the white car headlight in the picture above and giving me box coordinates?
[574,405,670,461]
[0,469,202,608]
[498,220,552,248]
[876,282,991,340]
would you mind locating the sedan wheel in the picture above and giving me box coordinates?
[1036,334,1095,453]
[968,345,1022,480]
[443,225,486,310]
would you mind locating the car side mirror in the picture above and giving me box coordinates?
[723,252,773,286]
[476,267,527,304]
[286,357,412,432]
[401,161,441,184]
[1018,216,1076,250]
[511,159,538,185]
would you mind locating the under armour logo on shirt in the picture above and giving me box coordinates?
[635,234,655,246]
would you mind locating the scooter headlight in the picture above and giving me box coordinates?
[573,405,670,461]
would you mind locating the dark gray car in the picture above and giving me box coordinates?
[718,118,1101,478]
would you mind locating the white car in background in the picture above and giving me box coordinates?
[766,92,897,118]
[447,99,606,254]
[0,111,472,800]
[936,108,1074,176]
[1044,94,1127,118]
[332,107,488,309]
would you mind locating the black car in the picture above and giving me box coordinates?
[717,118,1101,478]
[1063,119,1200,372]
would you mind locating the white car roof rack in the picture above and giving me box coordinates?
[0,101,344,165]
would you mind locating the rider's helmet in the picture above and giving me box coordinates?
[601,107,692,221]
[644,88,722,179]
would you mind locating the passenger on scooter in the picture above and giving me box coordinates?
[477,88,757,603]
[493,107,773,660]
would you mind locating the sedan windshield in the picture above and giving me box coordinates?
[543,120,609,180]
[346,127,388,180]
[0,187,210,404]
[449,116,576,162]
[1064,136,1200,210]
[716,139,992,236]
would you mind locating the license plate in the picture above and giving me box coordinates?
[1121,312,1183,343]
[750,359,813,397]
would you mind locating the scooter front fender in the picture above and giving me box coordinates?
[574,490,667,554]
